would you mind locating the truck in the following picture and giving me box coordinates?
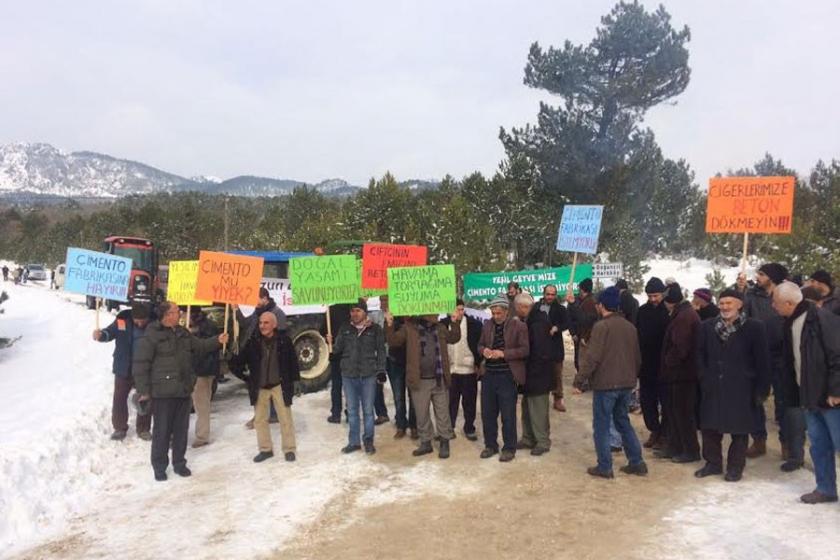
[86,236,163,311]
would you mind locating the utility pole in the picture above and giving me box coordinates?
[224,197,230,251]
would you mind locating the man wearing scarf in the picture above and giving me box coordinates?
[695,289,771,482]
[385,310,462,459]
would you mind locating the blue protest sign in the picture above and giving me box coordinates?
[64,247,133,302]
[555,205,604,255]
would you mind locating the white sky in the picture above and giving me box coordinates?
[1,0,838,186]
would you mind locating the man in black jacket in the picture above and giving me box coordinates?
[189,308,220,449]
[516,293,554,455]
[444,299,483,441]
[806,270,840,315]
[636,277,670,449]
[695,289,770,482]
[236,312,301,463]
[692,288,720,321]
[774,282,840,504]
[133,302,227,481]
[93,302,153,441]
[538,285,570,412]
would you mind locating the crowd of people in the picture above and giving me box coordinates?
[90,268,840,507]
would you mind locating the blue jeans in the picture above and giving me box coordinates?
[805,408,840,497]
[593,389,643,473]
[343,375,377,446]
[610,421,622,449]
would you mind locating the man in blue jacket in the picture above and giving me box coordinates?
[93,302,153,441]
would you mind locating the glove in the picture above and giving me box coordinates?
[293,381,302,397]
[376,371,387,384]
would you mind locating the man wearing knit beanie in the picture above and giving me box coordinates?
[807,270,840,315]
[692,288,720,322]
[637,277,670,449]
[743,262,794,462]
[656,282,702,463]
[567,277,598,378]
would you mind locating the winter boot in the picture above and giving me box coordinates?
[746,437,767,459]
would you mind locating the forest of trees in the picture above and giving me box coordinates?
[2,2,838,285]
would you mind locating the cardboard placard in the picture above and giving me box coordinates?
[64,247,132,302]
[387,264,456,316]
[167,260,212,306]
[195,251,264,306]
[361,243,428,291]
[555,205,604,254]
[705,176,795,233]
[289,255,359,305]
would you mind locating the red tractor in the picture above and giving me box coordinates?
[85,236,163,311]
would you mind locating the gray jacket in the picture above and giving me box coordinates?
[332,320,386,378]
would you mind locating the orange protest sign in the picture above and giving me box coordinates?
[705,176,795,234]
[194,251,264,306]
[361,243,428,291]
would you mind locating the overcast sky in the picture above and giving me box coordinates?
[2,0,838,186]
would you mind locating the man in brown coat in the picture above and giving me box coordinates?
[478,295,529,462]
[656,283,702,464]
[574,287,646,478]
[385,310,462,459]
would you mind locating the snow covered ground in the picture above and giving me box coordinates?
[1,257,838,560]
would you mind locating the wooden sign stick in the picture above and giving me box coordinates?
[567,252,579,297]
[325,305,333,353]
[186,305,191,330]
[222,303,229,353]
[95,297,101,330]
[741,233,749,275]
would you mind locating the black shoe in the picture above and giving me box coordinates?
[611,446,623,454]
[439,439,450,459]
[341,444,361,454]
[781,460,804,472]
[254,451,274,463]
[327,415,341,424]
[363,439,376,455]
[285,452,296,462]
[154,472,167,482]
[174,466,191,477]
[620,462,648,476]
[724,471,742,482]
[480,447,498,459]
[530,447,549,456]
[516,440,535,450]
[671,454,701,464]
[499,450,515,462]
[464,430,478,442]
[694,464,723,478]
[374,415,389,426]
[413,441,434,456]
[110,430,127,441]
[587,466,614,479]
[435,434,456,441]
[653,449,673,459]
[137,431,152,441]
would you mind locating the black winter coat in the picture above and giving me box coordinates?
[744,286,785,373]
[781,302,840,410]
[660,301,700,384]
[235,330,301,407]
[697,303,720,322]
[636,302,669,380]
[697,317,771,434]
[523,307,555,396]
[190,313,220,377]
[620,290,639,325]
[538,298,569,362]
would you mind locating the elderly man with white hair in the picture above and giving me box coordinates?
[773,281,840,504]
[234,311,302,463]
[477,294,529,462]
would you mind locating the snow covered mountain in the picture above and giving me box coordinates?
[0,142,362,199]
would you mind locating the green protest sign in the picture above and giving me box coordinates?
[463,263,594,303]
[387,264,456,316]
[289,255,359,305]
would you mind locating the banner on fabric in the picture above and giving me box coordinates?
[463,264,594,303]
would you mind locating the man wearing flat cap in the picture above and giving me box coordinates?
[695,289,770,482]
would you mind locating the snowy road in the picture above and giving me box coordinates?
[2,261,839,559]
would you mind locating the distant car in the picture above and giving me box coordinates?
[26,264,47,281]
[54,264,66,289]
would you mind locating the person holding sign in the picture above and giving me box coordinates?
[132,302,229,481]
[93,302,153,441]
[188,308,221,449]
[384,308,462,459]
[233,312,302,463]
[478,295,529,462]
[328,299,387,455]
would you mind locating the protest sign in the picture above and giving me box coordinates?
[64,247,132,302]
[194,251,264,306]
[167,260,212,306]
[463,264,593,303]
[555,205,604,254]
[361,243,428,291]
[257,277,327,315]
[387,265,456,316]
[705,176,795,234]
[289,255,359,305]
[593,262,623,279]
